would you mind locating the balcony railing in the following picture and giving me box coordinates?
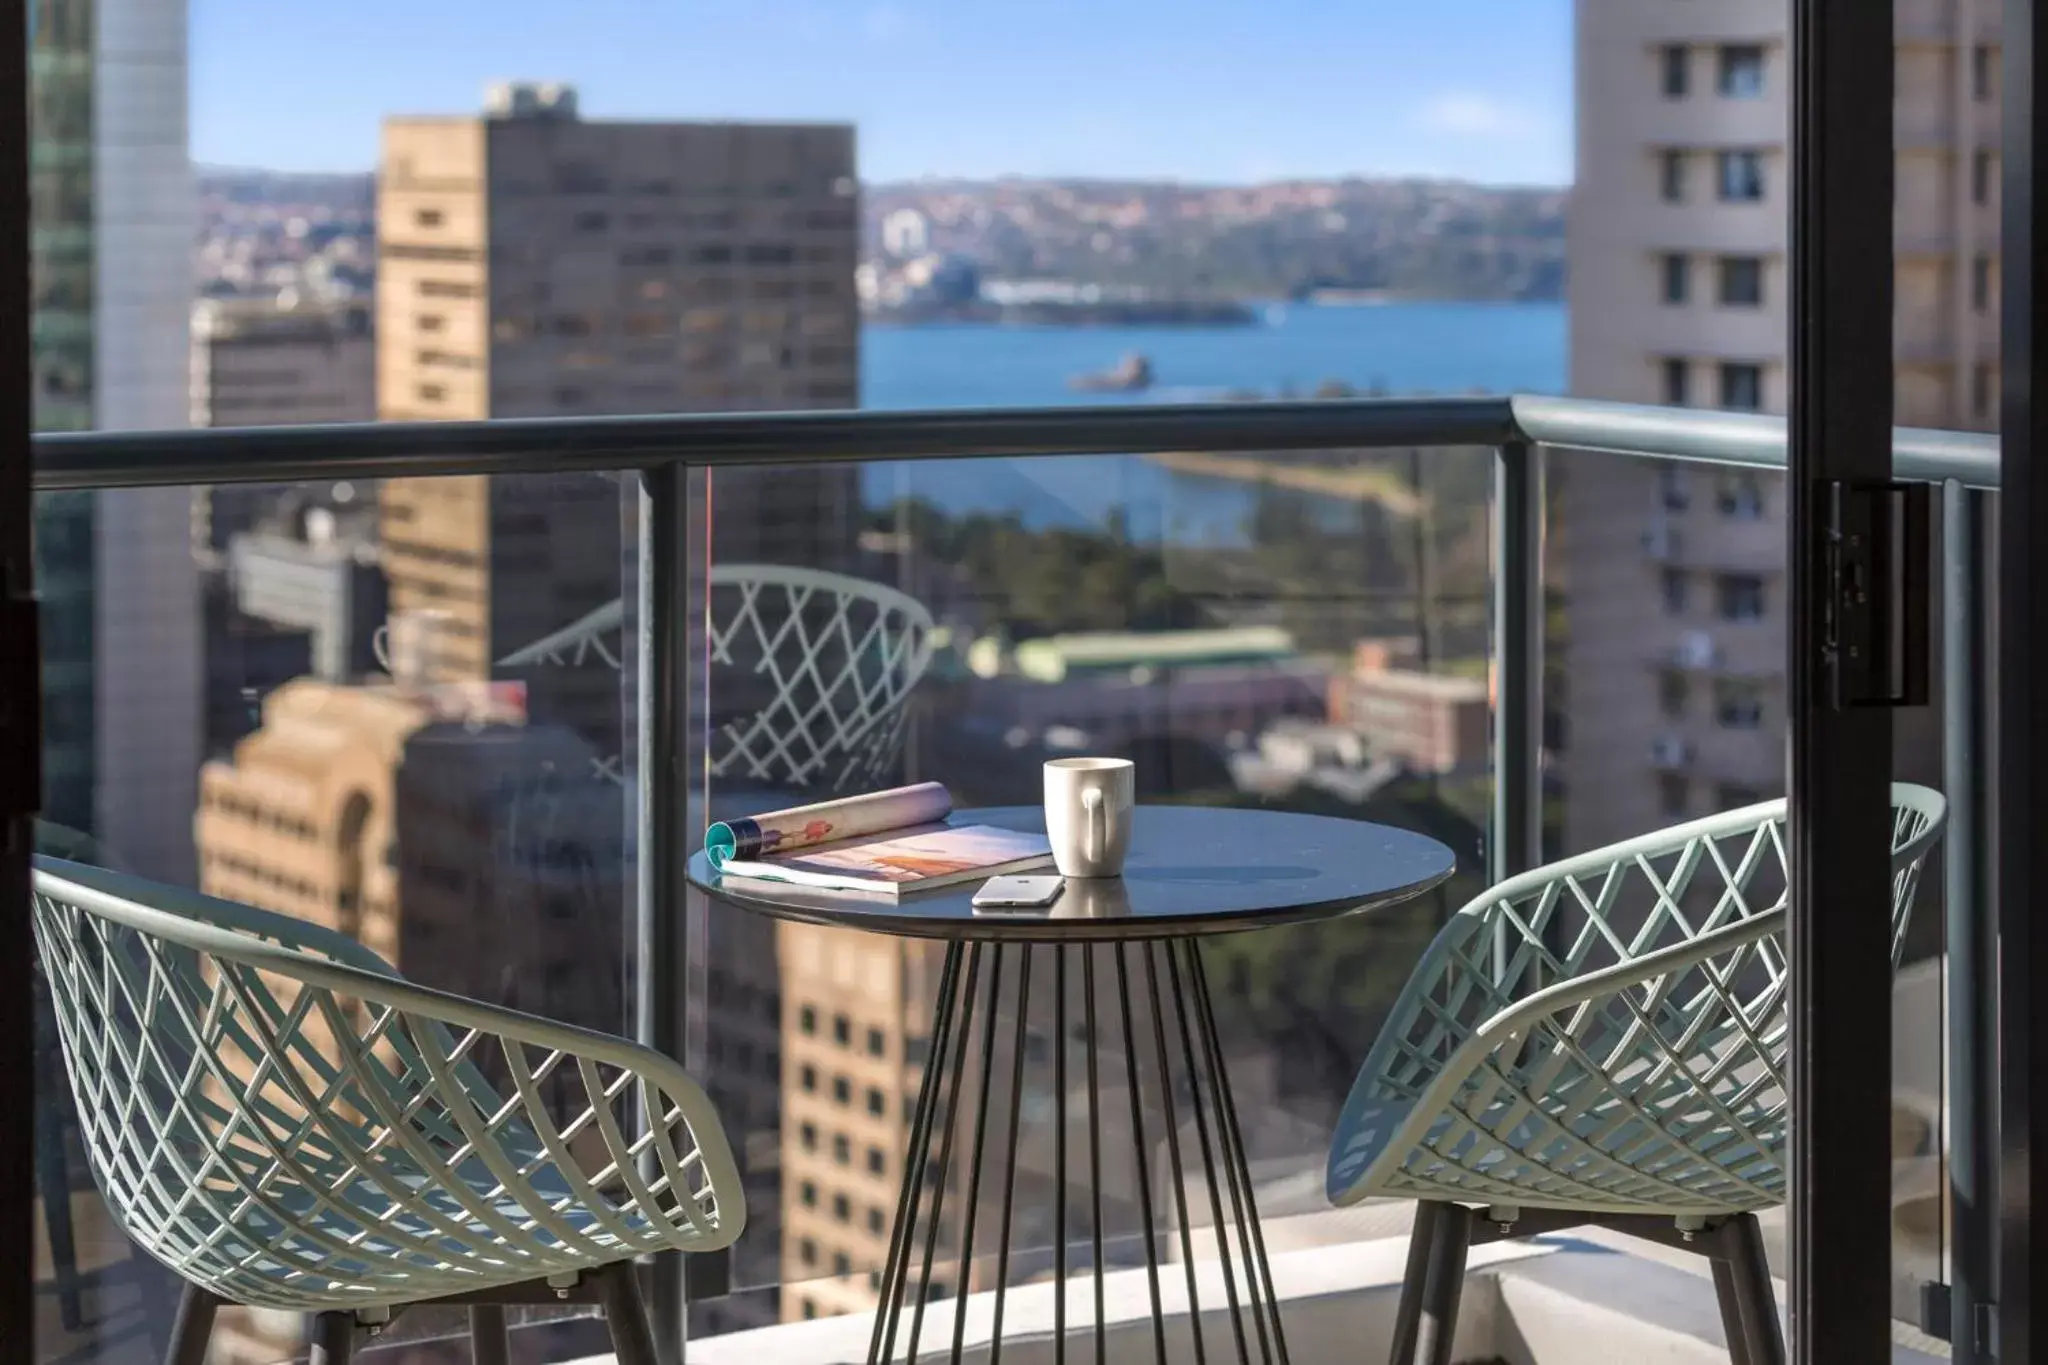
[29,393,2000,1361]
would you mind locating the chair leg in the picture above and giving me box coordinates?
[162,1283,221,1365]
[594,1262,661,1365]
[1389,1201,1471,1365]
[308,1309,356,1365]
[471,1304,511,1365]
[1388,1201,1443,1362]
[1720,1213,1785,1365]
[36,1127,82,1332]
[1710,1257,1756,1365]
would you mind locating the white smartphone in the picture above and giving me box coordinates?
[971,875,1066,912]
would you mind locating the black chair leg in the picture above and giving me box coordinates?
[595,1262,661,1365]
[1710,1256,1756,1365]
[163,1283,221,1365]
[1720,1213,1785,1365]
[308,1309,356,1365]
[471,1303,512,1365]
[35,1128,82,1332]
[1389,1201,1472,1365]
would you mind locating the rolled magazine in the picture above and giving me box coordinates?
[705,782,1051,896]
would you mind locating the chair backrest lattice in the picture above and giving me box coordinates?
[497,565,935,795]
[1328,784,1946,1216]
[30,858,743,1311]
[705,565,935,793]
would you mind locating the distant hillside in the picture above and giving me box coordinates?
[198,166,375,211]
[865,176,1566,303]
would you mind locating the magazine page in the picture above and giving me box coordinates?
[764,824,1050,887]
[705,781,952,867]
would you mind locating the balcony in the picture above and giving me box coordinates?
[28,393,1996,1365]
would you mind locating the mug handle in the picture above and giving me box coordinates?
[1082,786,1104,866]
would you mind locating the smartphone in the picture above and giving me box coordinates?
[971,875,1066,912]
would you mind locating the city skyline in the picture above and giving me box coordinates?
[190,0,1574,185]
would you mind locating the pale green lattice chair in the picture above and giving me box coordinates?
[1325,784,1946,1365]
[31,856,744,1365]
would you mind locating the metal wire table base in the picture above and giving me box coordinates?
[865,938,1293,1365]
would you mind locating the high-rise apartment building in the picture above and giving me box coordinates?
[190,297,374,429]
[1564,0,1997,851]
[30,0,197,883]
[373,85,863,788]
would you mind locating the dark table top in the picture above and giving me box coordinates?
[685,804,1457,942]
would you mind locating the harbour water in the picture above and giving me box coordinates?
[854,301,1564,539]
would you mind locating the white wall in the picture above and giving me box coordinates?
[92,0,199,884]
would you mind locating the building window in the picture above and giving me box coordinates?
[800,1064,817,1093]
[867,1146,886,1176]
[832,1076,851,1105]
[416,313,446,333]
[832,1014,851,1046]
[800,1005,817,1035]
[867,1027,886,1058]
[1662,357,1691,407]
[573,210,609,232]
[798,1238,817,1268]
[1717,45,1766,98]
[868,1207,886,1235]
[1719,362,1764,411]
[800,1122,817,1151]
[1718,574,1767,621]
[1718,256,1764,307]
[1974,44,1995,102]
[1660,149,1687,203]
[1661,253,1690,305]
[1974,149,1995,206]
[1659,670,1689,720]
[1717,150,1766,203]
[1660,466,1691,511]
[799,1180,818,1207]
[1718,473,1766,519]
[1662,569,1690,616]
[416,383,446,402]
[833,1194,851,1223]
[1661,44,1690,98]
[801,1300,818,1321]
[1658,774,1690,819]
[1973,254,1993,313]
[1715,679,1765,728]
[833,1134,851,1164]
[833,1252,852,1275]
[866,1087,886,1117]
[414,208,444,228]
[1974,363,1996,419]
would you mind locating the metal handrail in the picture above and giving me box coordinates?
[29,393,2003,490]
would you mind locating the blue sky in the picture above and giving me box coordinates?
[191,0,1572,185]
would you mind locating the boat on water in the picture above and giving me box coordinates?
[1070,352,1154,392]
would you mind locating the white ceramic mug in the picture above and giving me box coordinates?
[1044,758,1135,878]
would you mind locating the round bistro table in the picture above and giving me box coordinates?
[687,804,1456,1365]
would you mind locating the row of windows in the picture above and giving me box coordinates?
[795,1122,893,1179]
[490,302,848,343]
[1660,253,1765,308]
[1659,43,1768,100]
[797,1064,891,1116]
[1659,148,1767,205]
[203,789,321,841]
[795,1180,891,1233]
[1661,570,1768,622]
[1661,358,1765,411]
[798,1004,890,1057]
[1658,467,1767,519]
[201,847,321,902]
[1659,672,1766,729]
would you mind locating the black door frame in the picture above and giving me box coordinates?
[2,0,38,1353]
[2000,0,2048,1359]
[1786,1,1899,1360]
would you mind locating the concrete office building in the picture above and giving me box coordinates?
[1563,0,1997,851]
[190,296,374,428]
[29,0,198,884]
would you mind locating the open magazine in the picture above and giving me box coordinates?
[705,782,1052,896]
